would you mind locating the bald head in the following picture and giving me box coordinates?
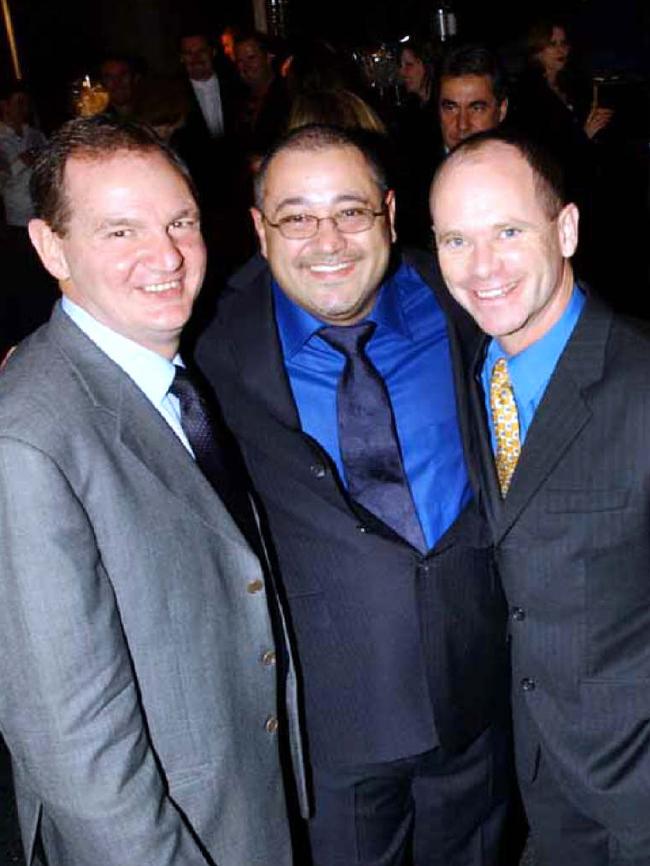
[430,134,579,355]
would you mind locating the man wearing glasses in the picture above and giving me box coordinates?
[196,124,511,866]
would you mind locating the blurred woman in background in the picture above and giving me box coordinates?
[393,39,443,248]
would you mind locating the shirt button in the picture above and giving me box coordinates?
[247,578,264,594]
[521,677,536,692]
[261,649,276,667]
[511,607,526,622]
[264,715,279,734]
[310,463,326,478]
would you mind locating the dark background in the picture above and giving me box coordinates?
[2,0,648,120]
[0,0,648,861]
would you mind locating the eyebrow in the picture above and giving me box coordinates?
[95,207,199,231]
[272,192,373,215]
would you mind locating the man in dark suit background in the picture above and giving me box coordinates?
[196,124,511,866]
[179,32,239,146]
[430,128,650,865]
[0,115,304,866]
[177,31,242,198]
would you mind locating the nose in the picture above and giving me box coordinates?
[458,107,472,139]
[145,230,184,272]
[469,239,497,280]
[311,217,347,253]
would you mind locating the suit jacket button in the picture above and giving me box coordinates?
[247,578,264,594]
[356,525,368,534]
[265,715,279,734]
[511,607,526,621]
[310,463,326,478]
[521,677,536,692]
[261,649,276,667]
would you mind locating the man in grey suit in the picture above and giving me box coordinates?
[0,116,304,866]
[430,128,650,865]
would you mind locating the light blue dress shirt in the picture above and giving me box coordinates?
[273,262,472,550]
[481,286,586,450]
[61,297,192,454]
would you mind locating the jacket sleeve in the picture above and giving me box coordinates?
[0,438,213,866]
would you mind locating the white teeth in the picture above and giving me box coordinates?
[476,283,514,299]
[143,280,180,293]
[309,262,351,273]
[477,288,506,299]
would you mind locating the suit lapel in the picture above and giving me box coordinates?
[485,298,612,542]
[51,307,250,549]
[468,342,503,534]
[226,256,302,431]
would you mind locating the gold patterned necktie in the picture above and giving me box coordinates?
[489,357,521,497]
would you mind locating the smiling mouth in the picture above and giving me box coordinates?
[142,279,181,294]
[308,262,355,274]
[474,281,517,300]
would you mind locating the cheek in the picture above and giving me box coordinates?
[438,252,468,288]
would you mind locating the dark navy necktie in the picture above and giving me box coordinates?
[170,367,261,553]
[319,321,426,552]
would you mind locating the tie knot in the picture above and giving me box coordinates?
[169,366,201,408]
[491,357,511,387]
[319,321,376,358]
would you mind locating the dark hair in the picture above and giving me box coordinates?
[434,128,566,219]
[526,17,568,61]
[253,123,389,209]
[234,30,272,54]
[399,38,437,95]
[30,115,196,235]
[98,54,146,79]
[439,43,507,105]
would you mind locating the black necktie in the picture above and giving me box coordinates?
[170,367,260,552]
[319,322,426,552]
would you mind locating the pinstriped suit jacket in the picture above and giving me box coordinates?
[469,296,650,854]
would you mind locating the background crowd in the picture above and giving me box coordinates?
[0,8,649,866]
[1,13,648,362]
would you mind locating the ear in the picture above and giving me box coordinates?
[385,189,397,243]
[557,202,579,258]
[498,98,508,122]
[250,207,268,258]
[27,219,70,281]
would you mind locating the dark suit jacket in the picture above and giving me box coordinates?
[468,296,650,852]
[174,63,243,202]
[196,249,509,767]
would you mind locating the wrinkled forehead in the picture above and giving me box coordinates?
[63,148,191,200]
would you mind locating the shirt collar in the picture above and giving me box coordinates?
[272,268,410,360]
[485,285,585,405]
[61,296,180,405]
[191,75,218,91]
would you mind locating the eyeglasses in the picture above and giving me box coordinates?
[262,205,387,240]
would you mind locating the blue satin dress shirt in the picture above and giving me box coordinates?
[273,262,472,550]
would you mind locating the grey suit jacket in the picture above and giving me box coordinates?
[468,297,650,854]
[0,304,304,866]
